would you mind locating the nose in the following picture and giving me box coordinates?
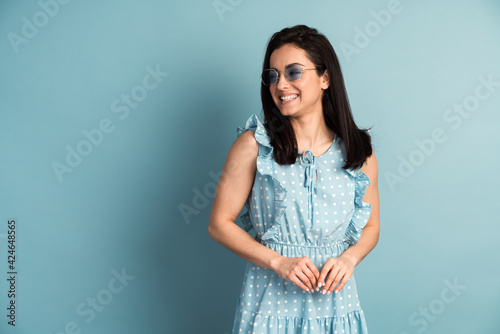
[276,70,289,90]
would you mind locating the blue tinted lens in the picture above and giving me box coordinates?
[286,65,303,81]
[262,70,277,85]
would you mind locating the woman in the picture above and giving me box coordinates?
[208,24,380,333]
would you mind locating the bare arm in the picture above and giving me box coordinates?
[208,130,283,271]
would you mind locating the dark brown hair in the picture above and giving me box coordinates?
[260,24,373,171]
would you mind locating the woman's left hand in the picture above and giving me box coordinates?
[316,255,356,294]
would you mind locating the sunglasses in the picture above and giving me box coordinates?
[261,63,317,86]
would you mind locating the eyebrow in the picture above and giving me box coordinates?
[269,62,305,69]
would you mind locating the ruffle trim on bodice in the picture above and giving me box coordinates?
[343,167,372,245]
[236,114,287,241]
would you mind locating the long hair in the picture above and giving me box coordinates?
[260,24,373,171]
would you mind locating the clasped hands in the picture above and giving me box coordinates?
[273,254,356,294]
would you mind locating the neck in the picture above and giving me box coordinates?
[289,109,335,150]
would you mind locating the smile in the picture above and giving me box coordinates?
[280,94,298,101]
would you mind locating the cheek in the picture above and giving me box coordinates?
[300,82,319,98]
[269,87,278,100]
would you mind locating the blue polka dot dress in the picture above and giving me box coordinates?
[231,114,372,334]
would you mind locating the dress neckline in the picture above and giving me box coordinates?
[297,133,337,159]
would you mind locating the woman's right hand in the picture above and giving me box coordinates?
[272,256,320,292]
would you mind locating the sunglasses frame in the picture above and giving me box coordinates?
[261,64,317,86]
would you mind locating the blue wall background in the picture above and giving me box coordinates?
[1,0,499,333]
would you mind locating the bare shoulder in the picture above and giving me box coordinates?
[360,149,378,186]
[230,129,259,160]
[208,129,260,232]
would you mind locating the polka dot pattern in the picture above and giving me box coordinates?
[233,114,371,333]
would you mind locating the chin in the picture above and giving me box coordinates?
[277,107,299,117]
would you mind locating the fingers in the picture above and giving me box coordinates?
[304,261,319,288]
[295,270,314,291]
[317,266,328,291]
[288,257,319,292]
[322,266,347,294]
[318,258,353,294]
[283,256,357,294]
[333,269,352,294]
[290,274,311,292]
[297,259,318,291]
[317,258,335,291]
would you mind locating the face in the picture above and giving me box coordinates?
[268,43,329,117]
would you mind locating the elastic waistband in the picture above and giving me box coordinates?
[258,238,346,249]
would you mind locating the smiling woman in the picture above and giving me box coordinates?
[266,45,329,123]
[208,24,380,334]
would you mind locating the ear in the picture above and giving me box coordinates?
[320,69,330,90]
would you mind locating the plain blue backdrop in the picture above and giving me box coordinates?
[1,0,499,333]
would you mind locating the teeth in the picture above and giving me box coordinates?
[280,94,298,101]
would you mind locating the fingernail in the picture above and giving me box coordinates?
[335,289,339,293]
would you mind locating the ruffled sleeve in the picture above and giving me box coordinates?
[344,167,372,246]
[235,114,287,242]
